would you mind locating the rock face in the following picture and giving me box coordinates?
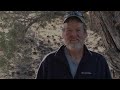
[0,12,106,79]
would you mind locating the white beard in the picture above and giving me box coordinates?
[64,40,84,50]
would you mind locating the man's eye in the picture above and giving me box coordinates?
[77,30,81,32]
[67,30,72,32]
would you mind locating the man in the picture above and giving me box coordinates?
[36,11,112,79]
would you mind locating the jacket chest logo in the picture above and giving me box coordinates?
[81,72,92,75]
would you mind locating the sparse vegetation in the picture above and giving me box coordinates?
[0,11,118,79]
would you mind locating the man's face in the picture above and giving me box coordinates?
[62,19,87,50]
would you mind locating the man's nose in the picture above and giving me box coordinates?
[71,31,78,37]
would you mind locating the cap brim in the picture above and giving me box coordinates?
[64,15,86,24]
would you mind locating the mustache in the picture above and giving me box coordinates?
[68,37,80,40]
[69,39,80,41]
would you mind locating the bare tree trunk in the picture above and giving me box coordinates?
[89,11,120,79]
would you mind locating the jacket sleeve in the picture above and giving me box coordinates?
[100,55,112,79]
[36,53,51,79]
[104,59,112,79]
[36,62,45,79]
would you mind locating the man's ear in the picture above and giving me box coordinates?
[61,31,64,39]
[61,27,64,38]
[84,30,87,38]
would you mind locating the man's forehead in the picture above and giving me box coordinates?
[64,21,84,27]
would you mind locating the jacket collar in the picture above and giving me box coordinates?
[54,45,92,64]
[54,45,93,79]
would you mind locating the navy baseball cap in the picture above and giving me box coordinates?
[64,11,86,24]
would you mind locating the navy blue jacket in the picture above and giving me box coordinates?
[36,45,112,79]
